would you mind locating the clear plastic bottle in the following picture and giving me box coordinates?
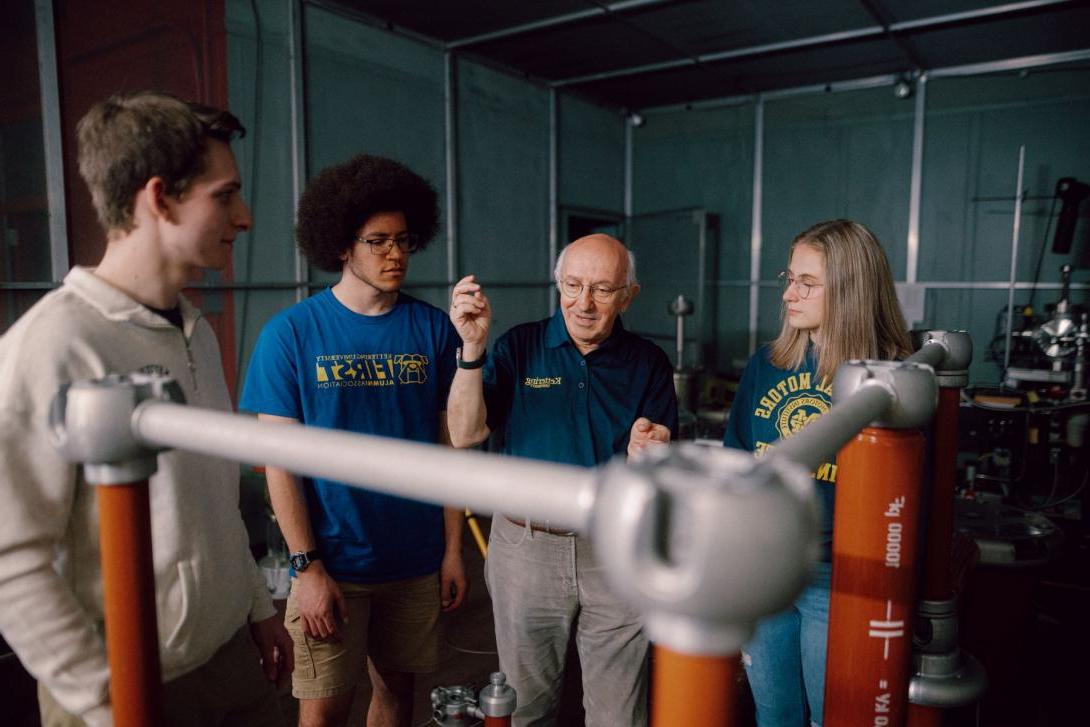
[259,511,291,600]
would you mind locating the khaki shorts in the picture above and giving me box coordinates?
[284,571,443,700]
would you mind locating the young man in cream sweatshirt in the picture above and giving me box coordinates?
[0,91,290,727]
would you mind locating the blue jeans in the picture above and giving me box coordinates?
[742,562,831,727]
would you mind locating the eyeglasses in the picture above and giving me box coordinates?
[355,233,421,256]
[778,270,823,299]
[557,279,627,303]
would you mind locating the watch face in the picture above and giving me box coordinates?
[290,553,309,571]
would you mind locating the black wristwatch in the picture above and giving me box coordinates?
[289,550,321,572]
[457,347,487,370]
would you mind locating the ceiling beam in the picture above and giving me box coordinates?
[640,47,1090,113]
[553,0,1077,87]
[445,0,674,50]
[856,0,926,70]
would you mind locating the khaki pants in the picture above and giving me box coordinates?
[39,625,284,727]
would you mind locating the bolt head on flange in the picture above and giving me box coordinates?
[591,443,820,656]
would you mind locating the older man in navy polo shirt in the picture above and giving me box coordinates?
[447,234,678,726]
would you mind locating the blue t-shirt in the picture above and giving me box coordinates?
[484,309,678,467]
[723,345,836,559]
[240,289,458,583]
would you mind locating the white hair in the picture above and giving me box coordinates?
[552,242,638,288]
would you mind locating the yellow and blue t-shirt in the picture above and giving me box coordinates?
[724,345,836,559]
[241,289,457,583]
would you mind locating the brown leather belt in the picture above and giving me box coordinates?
[505,516,576,537]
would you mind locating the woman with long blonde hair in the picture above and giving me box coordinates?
[724,219,911,726]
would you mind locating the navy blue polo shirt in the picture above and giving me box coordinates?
[483,309,679,467]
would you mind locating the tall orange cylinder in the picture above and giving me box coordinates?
[484,717,511,727]
[97,481,162,727]
[824,427,925,727]
[921,387,961,601]
[651,645,738,727]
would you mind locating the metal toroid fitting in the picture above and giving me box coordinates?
[430,684,480,726]
[910,329,973,387]
[48,372,185,484]
[833,360,937,429]
[908,596,988,707]
[590,443,820,656]
[477,671,517,718]
[668,294,694,317]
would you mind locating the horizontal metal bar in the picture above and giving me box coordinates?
[555,0,1078,88]
[133,402,597,531]
[446,0,671,50]
[303,0,445,50]
[641,47,1090,113]
[927,48,1090,78]
[0,281,59,291]
[890,0,1074,34]
[708,280,1090,290]
[765,383,893,474]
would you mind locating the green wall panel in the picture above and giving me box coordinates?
[558,94,624,214]
[762,88,913,282]
[456,59,550,288]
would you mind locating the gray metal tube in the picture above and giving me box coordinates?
[906,340,946,368]
[132,402,596,531]
[764,383,893,473]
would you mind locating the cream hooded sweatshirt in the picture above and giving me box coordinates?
[0,268,274,726]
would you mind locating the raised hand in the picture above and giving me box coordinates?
[449,274,491,353]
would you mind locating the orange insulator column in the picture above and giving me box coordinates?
[652,645,738,727]
[97,481,162,727]
[825,427,925,727]
[921,386,961,601]
[906,386,962,727]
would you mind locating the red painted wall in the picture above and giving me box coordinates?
[56,0,240,398]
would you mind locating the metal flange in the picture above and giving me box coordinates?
[910,330,973,387]
[833,360,937,429]
[48,372,184,484]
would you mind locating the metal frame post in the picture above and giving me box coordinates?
[288,0,308,302]
[446,50,460,289]
[548,88,559,315]
[33,0,69,282]
[747,97,764,355]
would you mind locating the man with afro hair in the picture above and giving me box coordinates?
[241,155,466,727]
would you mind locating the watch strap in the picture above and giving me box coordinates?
[289,549,321,571]
[457,347,487,370]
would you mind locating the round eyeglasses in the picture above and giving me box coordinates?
[778,270,823,299]
[355,233,421,256]
[557,279,626,303]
